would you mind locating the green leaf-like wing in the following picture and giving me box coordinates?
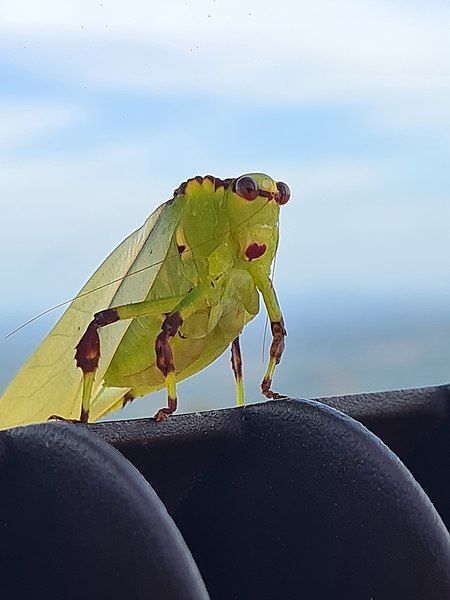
[0,199,182,429]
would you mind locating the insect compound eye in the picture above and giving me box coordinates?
[276,181,291,205]
[234,176,259,201]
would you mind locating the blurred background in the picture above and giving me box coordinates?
[1,0,449,419]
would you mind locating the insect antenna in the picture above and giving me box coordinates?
[262,317,269,363]
[5,200,271,339]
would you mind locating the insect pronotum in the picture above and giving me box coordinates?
[0,173,291,428]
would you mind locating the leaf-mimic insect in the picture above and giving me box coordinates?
[0,173,291,428]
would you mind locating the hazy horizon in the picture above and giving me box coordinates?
[2,290,449,420]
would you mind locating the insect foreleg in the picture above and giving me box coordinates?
[72,295,187,423]
[253,275,287,400]
[231,337,245,407]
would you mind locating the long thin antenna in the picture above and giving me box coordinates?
[4,259,167,338]
[5,200,271,339]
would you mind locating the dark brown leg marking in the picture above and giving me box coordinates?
[122,391,135,408]
[75,309,119,373]
[154,312,183,421]
[261,320,287,400]
[80,405,89,423]
[231,337,243,382]
[154,311,183,376]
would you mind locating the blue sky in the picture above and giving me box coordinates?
[1,1,450,409]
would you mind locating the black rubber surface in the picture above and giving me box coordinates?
[91,394,450,600]
[1,388,449,599]
[0,422,209,600]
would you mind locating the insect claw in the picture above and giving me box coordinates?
[154,409,169,422]
[154,396,177,422]
[261,388,287,400]
[47,414,85,424]
[261,377,287,400]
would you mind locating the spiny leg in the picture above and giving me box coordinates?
[261,320,287,399]
[231,336,245,407]
[254,275,287,400]
[154,312,183,421]
[51,294,186,424]
[153,284,210,421]
[75,310,119,422]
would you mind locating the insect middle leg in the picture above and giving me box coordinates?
[254,275,287,400]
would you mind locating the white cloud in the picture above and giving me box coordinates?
[1,0,449,115]
[0,102,82,148]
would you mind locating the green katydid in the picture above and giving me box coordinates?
[0,173,290,428]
